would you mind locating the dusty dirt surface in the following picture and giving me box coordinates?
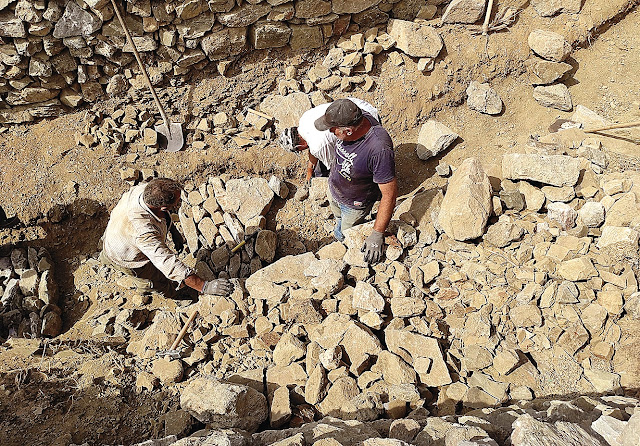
[1,1,640,445]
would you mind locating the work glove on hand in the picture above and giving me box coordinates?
[202,279,234,296]
[361,230,385,264]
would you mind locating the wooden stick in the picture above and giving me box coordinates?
[246,108,274,120]
[482,0,495,35]
[584,120,640,133]
[170,310,198,351]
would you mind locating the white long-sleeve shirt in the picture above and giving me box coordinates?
[102,184,192,283]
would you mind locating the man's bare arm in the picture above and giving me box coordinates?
[306,152,319,181]
[373,178,398,233]
[184,274,205,292]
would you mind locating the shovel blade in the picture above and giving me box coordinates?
[155,122,184,152]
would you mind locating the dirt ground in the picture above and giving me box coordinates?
[1,2,640,445]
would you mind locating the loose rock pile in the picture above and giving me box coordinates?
[176,175,283,280]
[82,106,640,440]
[0,246,61,339]
[528,29,574,111]
[111,392,640,445]
[74,102,280,154]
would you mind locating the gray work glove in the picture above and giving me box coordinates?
[361,230,385,264]
[202,279,233,296]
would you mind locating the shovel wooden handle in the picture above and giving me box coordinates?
[584,120,640,133]
[482,0,495,35]
[109,0,172,134]
[170,310,198,350]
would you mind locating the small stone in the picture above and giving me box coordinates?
[136,371,157,392]
[547,202,577,230]
[597,227,639,250]
[579,202,605,227]
[533,84,573,111]
[353,281,385,313]
[268,175,289,198]
[510,304,542,327]
[270,386,292,428]
[556,257,598,281]
[466,81,503,115]
[528,29,572,62]
[597,289,623,316]
[441,0,486,24]
[151,358,184,385]
[493,349,520,375]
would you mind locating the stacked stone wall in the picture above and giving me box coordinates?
[0,0,406,123]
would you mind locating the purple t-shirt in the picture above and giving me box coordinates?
[329,114,395,209]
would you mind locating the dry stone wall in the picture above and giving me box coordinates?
[0,247,61,338]
[0,0,407,124]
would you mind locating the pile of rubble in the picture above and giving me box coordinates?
[0,246,60,339]
[97,388,640,445]
[528,29,575,112]
[77,104,278,155]
[76,108,640,440]
[102,104,640,427]
[277,18,447,97]
[176,175,285,280]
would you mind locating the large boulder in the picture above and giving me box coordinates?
[441,0,486,23]
[385,329,452,386]
[511,414,601,446]
[438,158,492,241]
[180,378,267,432]
[260,93,312,132]
[416,120,458,160]
[214,177,274,226]
[387,19,443,58]
[245,252,316,301]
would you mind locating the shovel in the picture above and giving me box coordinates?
[110,0,184,152]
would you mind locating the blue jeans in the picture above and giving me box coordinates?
[329,195,372,241]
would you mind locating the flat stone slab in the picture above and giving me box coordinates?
[502,154,581,187]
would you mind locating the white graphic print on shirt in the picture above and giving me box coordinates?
[336,140,357,182]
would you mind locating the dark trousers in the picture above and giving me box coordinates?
[314,161,330,177]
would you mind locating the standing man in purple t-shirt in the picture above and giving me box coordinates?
[315,99,398,263]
